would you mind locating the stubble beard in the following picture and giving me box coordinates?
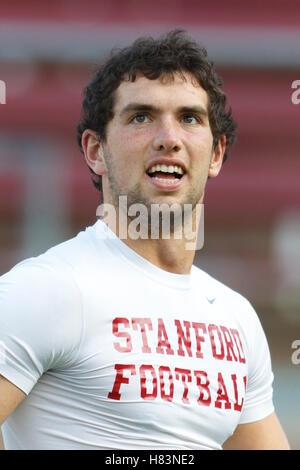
[103,146,206,237]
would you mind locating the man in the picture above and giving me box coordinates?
[0,30,289,450]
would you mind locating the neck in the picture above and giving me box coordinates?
[101,203,203,275]
[121,236,196,274]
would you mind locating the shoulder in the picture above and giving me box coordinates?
[3,220,101,280]
[37,219,113,274]
[191,264,254,310]
[0,231,92,371]
[190,264,265,342]
[191,266,271,366]
[0,226,95,322]
[0,219,114,313]
[0,254,83,335]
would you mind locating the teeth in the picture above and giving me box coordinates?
[153,176,179,184]
[147,164,184,175]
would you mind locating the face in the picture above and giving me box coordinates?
[90,72,224,221]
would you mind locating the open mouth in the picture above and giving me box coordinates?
[146,164,185,183]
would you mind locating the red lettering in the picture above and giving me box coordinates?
[191,322,207,358]
[107,364,136,400]
[156,318,174,355]
[175,368,192,404]
[214,372,231,409]
[159,366,174,402]
[231,374,244,412]
[132,318,153,353]
[112,317,132,353]
[230,329,246,364]
[175,320,192,357]
[208,324,225,360]
[108,361,247,411]
[194,370,211,406]
[140,364,158,400]
[220,326,238,362]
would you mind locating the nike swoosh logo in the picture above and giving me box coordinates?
[207,297,216,304]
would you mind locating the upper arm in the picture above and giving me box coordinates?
[222,412,290,450]
[0,375,26,426]
[0,262,83,397]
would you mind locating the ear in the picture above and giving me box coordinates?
[208,135,226,178]
[81,129,107,175]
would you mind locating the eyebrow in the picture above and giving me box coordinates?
[119,103,208,118]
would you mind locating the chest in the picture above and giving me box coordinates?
[65,284,249,444]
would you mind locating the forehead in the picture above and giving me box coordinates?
[114,72,209,112]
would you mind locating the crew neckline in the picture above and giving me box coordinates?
[92,219,193,290]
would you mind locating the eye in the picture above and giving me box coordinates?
[181,114,200,124]
[131,113,150,124]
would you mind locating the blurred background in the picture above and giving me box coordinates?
[0,0,299,450]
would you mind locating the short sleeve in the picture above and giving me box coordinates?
[239,303,274,424]
[0,260,83,395]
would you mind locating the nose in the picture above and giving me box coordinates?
[152,118,182,153]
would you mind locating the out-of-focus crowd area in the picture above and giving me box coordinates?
[0,0,299,449]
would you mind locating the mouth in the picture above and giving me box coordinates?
[145,163,186,191]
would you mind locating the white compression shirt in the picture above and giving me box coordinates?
[0,220,274,450]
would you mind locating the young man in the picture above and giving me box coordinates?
[0,31,289,450]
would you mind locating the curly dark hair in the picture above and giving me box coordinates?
[77,30,237,193]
